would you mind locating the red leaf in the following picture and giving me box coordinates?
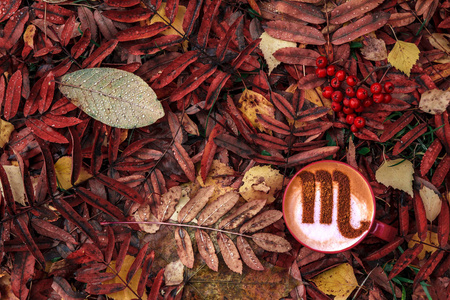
[297,107,330,123]
[365,237,404,261]
[431,153,450,187]
[96,173,144,204]
[170,64,217,102]
[105,226,115,264]
[293,122,333,137]
[66,243,104,265]
[11,251,35,300]
[420,139,442,176]
[413,191,428,241]
[183,0,203,35]
[61,15,76,47]
[330,0,384,24]
[275,1,325,24]
[269,92,295,120]
[413,250,445,290]
[128,35,183,55]
[76,187,126,221]
[214,134,257,159]
[175,228,194,268]
[35,136,58,194]
[172,141,196,182]
[115,231,131,273]
[32,3,74,25]
[137,250,154,296]
[284,146,340,168]
[26,118,69,144]
[236,236,264,271]
[399,195,410,237]
[165,0,179,23]
[31,218,78,245]
[438,197,449,246]
[126,242,149,283]
[434,111,450,153]
[71,28,91,59]
[197,0,221,48]
[0,0,21,23]
[266,21,326,45]
[393,123,427,155]
[82,39,118,69]
[273,47,320,66]
[42,114,83,128]
[105,0,141,7]
[196,229,219,271]
[13,215,46,268]
[4,70,22,120]
[116,23,169,42]
[252,133,288,150]
[102,7,153,23]
[0,164,16,214]
[297,74,326,90]
[231,38,261,69]
[332,12,390,45]
[85,283,125,295]
[216,16,243,61]
[90,122,106,175]
[152,51,199,89]
[2,7,29,50]
[0,76,5,107]
[204,71,231,109]
[201,123,224,181]
[256,114,290,135]
[148,268,165,300]
[52,276,86,300]
[379,111,414,142]
[388,243,423,280]
[385,74,420,93]
[39,72,55,114]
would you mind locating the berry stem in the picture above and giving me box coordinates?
[358,64,392,86]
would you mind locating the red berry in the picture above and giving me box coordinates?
[354,106,364,113]
[331,90,344,102]
[316,68,327,78]
[331,77,341,88]
[384,81,395,93]
[363,99,372,107]
[383,93,392,103]
[345,87,355,97]
[356,88,368,100]
[370,83,382,94]
[343,106,354,114]
[343,98,350,107]
[322,86,334,99]
[335,70,346,81]
[350,124,359,133]
[346,113,356,125]
[331,102,342,112]
[346,75,358,86]
[327,65,336,76]
[354,116,366,128]
[373,93,384,103]
[316,56,328,68]
[349,97,361,109]
[337,112,345,118]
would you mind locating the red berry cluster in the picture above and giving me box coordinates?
[315,56,395,133]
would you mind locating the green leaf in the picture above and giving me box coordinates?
[59,68,165,129]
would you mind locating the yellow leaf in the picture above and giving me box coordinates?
[239,165,283,204]
[305,87,332,111]
[103,255,148,300]
[197,160,234,203]
[259,32,296,74]
[54,156,92,190]
[23,25,36,49]
[0,165,26,206]
[408,231,440,260]
[419,185,442,222]
[238,89,275,134]
[149,3,187,51]
[0,119,14,148]
[375,159,414,197]
[310,263,358,300]
[387,40,420,77]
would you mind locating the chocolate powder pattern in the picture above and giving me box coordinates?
[333,170,371,238]
[316,170,333,224]
[299,171,315,223]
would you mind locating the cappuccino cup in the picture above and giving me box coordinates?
[283,160,397,253]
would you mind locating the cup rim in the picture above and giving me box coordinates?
[282,160,376,254]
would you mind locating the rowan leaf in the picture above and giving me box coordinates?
[59,68,165,129]
[375,159,414,197]
[259,32,296,75]
[310,263,358,300]
[387,40,420,77]
[408,231,439,260]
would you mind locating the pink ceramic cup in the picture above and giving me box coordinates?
[283,160,397,254]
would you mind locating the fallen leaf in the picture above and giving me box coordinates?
[375,159,414,197]
[238,89,276,134]
[197,159,235,203]
[419,184,442,222]
[305,87,332,110]
[387,40,420,77]
[149,3,186,37]
[134,204,160,234]
[427,33,450,63]
[259,32,296,74]
[23,24,36,49]
[418,89,450,115]
[54,156,92,190]
[0,119,15,148]
[239,165,283,204]
[310,263,358,300]
[103,255,148,300]
[408,231,439,260]
[360,37,387,61]
[164,260,184,286]
[0,165,26,205]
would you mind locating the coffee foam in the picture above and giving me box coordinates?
[283,162,374,252]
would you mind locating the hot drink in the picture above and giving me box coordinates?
[283,161,375,253]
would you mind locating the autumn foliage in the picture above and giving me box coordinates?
[0,0,450,299]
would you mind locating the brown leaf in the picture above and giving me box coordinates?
[252,233,292,253]
[198,191,240,226]
[196,229,219,271]
[175,228,194,268]
[284,146,339,168]
[219,199,266,230]
[266,20,326,45]
[236,236,264,271]
[172,141,196,182]
[178,186,215,223]
[240,210,283,234]
[274,1,325,24]
[156,186,181,222]
[217,233,242,274]
[330,0,384,24]
[214,134,257,159]
[11,251,35,300]
[52,276,86,300]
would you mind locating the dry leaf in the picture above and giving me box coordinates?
[0,119,14,148]
[103,255,148,300]
[361,37,387,61]
[375,159,414,197]
[0,165,26,206]
[305,87,332,111]
[418,89,450,115]
[387,40,420,77]
[54,156,92,190]
[149,3,186,37]
[239,165,283,204]
[238,89,276,134]
[427,33,450,63]
[259,32,296,74]
[164,260,184,286]
[310,263,358,300]
[23,24,36,49]
[134,204,160,234]
[408,231,439,259]
[197,159,235,203]
[419,184,442,221]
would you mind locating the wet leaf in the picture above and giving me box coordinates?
[240,210,283,234]
[251,233,292,253]
[175,228,194,268]
[217,233,242,274]
[196,229,219,271]
[219,199,266,230]
[388,40,420,77]
[375,159,414,197]
[59,68,165,129]
[197,191,240,226]
[408,232,439,260]
[310,263,358,300]
[178,186,215,223]
[259,32,296,74]
[266,21,326,45]
[330,0,384,24]
[236,236,264,271]
[239,165,283,204]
